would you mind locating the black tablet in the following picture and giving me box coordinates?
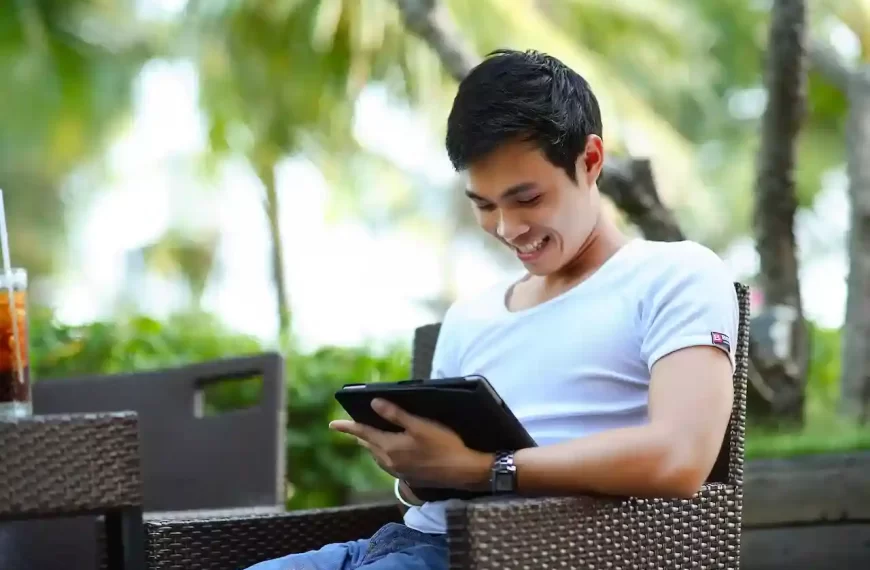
[334,375,536,502]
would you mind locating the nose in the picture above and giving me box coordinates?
[496,212,530,242]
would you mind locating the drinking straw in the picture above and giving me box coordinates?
[0,190,24,387]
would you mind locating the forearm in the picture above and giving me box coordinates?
[463,424,710,499]
[512,424,708,498]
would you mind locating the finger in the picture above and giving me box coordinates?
[350,437,398,477]
[370,398,428,433]
[350,434,381,456]
[354,436,372,450]
[364,443,399,477]
[329,419,387,446]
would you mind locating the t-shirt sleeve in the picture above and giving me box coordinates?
[640,244,739,372]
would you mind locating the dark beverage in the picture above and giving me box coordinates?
[0,269,30,418]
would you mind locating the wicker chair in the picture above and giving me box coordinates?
[144,283,749,570]
[7,353,286,570]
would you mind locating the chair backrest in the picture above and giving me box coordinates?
[32,352,287,511]
[411,282,749,487]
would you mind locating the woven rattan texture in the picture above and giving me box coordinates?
[447,484,741,569]
[144,503,402,570]
[730,283,749,486]
[0,412,142,519]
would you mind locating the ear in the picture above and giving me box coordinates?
[576,135,604,186]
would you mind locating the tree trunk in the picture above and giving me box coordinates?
[750,0,809,425]
[841,67,870,423]
[392,0,479,81]
[598,157,685,242]
[256,159,292,335]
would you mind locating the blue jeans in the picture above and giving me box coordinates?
[244,522,448,570]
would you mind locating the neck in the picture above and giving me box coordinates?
[545,210,629,289]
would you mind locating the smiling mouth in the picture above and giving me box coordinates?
[513,235,551,258]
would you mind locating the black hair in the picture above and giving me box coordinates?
[445,49,603,181]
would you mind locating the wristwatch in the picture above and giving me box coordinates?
[490,450,518,494]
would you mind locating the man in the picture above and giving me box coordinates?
[247,48,738,570]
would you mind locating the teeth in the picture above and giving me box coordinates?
[517,237,547,254]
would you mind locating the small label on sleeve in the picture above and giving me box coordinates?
[711,332,731,351]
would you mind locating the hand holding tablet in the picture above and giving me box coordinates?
[333,376,535,501]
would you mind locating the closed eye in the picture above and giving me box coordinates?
[516,195,542,206]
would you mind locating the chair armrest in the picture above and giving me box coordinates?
[446,483,741,570]
[143,485,742,570]
[143,502,402,570]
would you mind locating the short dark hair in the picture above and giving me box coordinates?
[445,49,603,181]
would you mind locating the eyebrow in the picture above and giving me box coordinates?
[464,182,537,201]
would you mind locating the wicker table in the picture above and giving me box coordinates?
[0,411,145,570]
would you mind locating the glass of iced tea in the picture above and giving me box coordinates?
[0,268,30,418]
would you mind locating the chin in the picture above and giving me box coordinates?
[523,262,558,276]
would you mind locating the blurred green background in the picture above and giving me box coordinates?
[5,0,870,509]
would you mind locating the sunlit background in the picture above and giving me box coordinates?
[17,0,856,347]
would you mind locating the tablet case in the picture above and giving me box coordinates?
[334,375,535,502]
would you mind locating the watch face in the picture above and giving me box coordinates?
[494,472,514,492]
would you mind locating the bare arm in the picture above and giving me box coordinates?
[464,345,734,498]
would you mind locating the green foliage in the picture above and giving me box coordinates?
[746,420,870,459]
[186,0,435,164]
[29,307,408,510]
[0,1,159,279]
[746,322,870,459]
[543,0,719,134]
[283,344,408,508]
[30,308,264,378]
[805,320,843,422]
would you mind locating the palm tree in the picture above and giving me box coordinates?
[182,0,444,333]
[182,0,719,328]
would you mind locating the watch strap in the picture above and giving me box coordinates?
[490,450,517,494]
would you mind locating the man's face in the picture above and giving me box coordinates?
[464,137,604,276]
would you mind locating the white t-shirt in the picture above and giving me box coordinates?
[402,239,739,535]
